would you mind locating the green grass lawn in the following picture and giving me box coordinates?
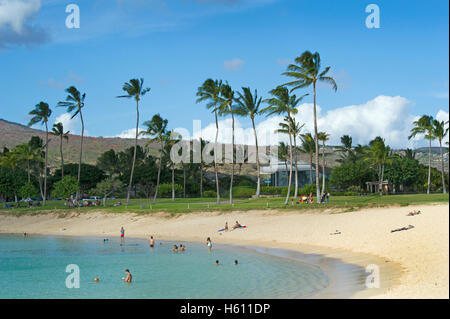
[1,193,448,215]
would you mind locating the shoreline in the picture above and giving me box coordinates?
[0,203,448,298]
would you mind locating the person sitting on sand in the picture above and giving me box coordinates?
[224,222,229,231]
[173,245,178,252]
[122,269,132,283]
[180,244,185,252]
[232,221,242,230]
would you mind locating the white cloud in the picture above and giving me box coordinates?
[54,113,79,135]
[0,0,40,33]
[111,127,146,139]
[192,95,448,149]
[223,58,244,71]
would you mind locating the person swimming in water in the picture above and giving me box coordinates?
[234,260,238,265]
[94,277,100,283]
[215,260,220,266]
[122,269,132,283]
[179,244,185,252]
[173,244,178,252]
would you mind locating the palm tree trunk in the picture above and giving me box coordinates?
[153,139,163,203]
[44,122,48,206]
[60,135,64,180]
[229,110,235,204]
[252,118,260,198]
[200,161,203,198]
[214,109,220,204]
[312,81,321,202]
[183,163,186,198]
[439,139,447,193]
[171,162,175,201]
[285,131,293,205]
[127,100,139,205]
[77,109,85,200]
[321,141,326,196]
[293,137,299,198]
[427,138,431,194]
[309,154,313,184]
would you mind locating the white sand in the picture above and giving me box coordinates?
[0,203,448,298]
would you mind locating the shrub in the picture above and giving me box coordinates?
[18,182,39,199]
[231,186,255,198]
[158,183,183,198]
[52,176,79,199]
[203,190,217,198]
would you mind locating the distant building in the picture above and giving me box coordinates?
[261,157,331,188]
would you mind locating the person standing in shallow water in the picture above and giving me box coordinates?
[149,236,155,248]
[122,269,132,283]
[206,237,212,251]
[120,226,125,244]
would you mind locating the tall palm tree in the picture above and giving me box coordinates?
[336,135,353,163]
[317,131,330,196]
[217,82,236,204]
[282,51,337,202]
[117,78,151,205]
[263,86,307,204]
[141,114,168,203]
[57,86,86,199]
[299,133,315,185]
[28,102,52,205]
[51,122,69,180]
[432,119,449,193]
[234,87,263,197]
[275,116,304,198]
[408,115,434,194]
[164,130,181,201]
[15,143,40,183]
[365,137,392,195]
[278,142,290,173]
[196,79,223,203]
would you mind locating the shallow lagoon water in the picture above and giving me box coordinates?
[0,234,338,299]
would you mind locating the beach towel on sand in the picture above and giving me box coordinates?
[391,225,414,233]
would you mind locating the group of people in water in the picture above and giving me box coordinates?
[96,225,241,284]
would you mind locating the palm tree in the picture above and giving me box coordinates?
[278,142,289,173]
[51,122,69,180]
[234,87,264,198]
[299,133,315,185]
[282,51,337,202]
[336,135,354,163]
[196,79,223,203]
[403,148,416,160]
[141,114,168,203]
[432,119,449,193]
[263,86,307,204]
[117,78,151,205]
[217,82,236,204]
[275,116,304,198]
[317,131,330,196]
[164,130,181,201]
[15,143,40,183]
[0,151,19,202]
[408,115,434,194]
[28,102,52,205]
[365,137,392,195]
[57,86,86,199]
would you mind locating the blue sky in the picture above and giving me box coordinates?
[0,0,448,148]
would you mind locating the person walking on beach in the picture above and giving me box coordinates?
[122,269,132,283]
[120,226,125,244]
[206,237,212,251]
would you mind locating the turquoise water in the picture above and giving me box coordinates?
[0,234,331,299]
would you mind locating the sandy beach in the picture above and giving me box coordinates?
[0,203,448,299]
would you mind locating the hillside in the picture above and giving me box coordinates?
[0,119,448,173]
[0,118,156,168]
